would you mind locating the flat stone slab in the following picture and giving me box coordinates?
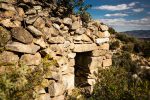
[95,38,109,44]
[5,42,40,54]
[73,43,98,52]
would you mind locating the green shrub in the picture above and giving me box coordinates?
[112,51,137,72]
[110,41,120,50]
[90,67,150,100]
[0,54,58,100]
[108,27,117,34]
[116,33,138,43]
[122,43,134,52]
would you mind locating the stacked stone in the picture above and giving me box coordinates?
[0,1,112,100]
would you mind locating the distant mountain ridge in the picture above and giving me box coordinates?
[121,30,150,38]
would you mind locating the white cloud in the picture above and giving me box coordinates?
[100,17,150,26]
[132,8,144,12]
[100,17,150,31]
[105,13,128,17]
[128,2,139,6]
[92,2,137,11]
[148,12,150,14]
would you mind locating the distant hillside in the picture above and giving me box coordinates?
[121,30,150,39]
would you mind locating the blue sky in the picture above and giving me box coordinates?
[84,0,150,32]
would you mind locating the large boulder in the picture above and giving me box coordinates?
[5,42,40,54]
[11,27,33,44]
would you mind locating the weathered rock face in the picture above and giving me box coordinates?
[0,1,112,100]
[0,26,11,47]
[11,27,33,44]
[5,42,40,54]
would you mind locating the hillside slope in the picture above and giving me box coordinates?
[121,30,150,38]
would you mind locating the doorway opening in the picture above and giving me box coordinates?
[74,51,92,87]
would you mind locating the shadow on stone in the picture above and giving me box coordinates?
[75,51,92,87]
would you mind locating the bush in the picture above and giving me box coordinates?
[90,67,150,100]
[122,43,134,52]
[108,27,117,34]
[116,33,138,43]
[112,51,137,72]
[110,41,120,50]
[0,54,58,100]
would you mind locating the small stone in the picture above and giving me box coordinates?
[64,41,70,48]
[51,95,65,100]
[89,57,103,68]
[0,3,16,11]
[33,6,42,10]
[25,15,38,24]
[72,21,81,30]
[48,37,65,44]
[82,34,92,42]
[75,28,85,35]
[104,31,110,37]
[99,43,109,50]
[0,26,11,47]
[33,17,45,29]
[102,59,112,67]
[92,50,107,57]
[63,18,72,26]
[68,59,75,67]
[67,53,76,59]
[27,25,43,36]
[105,53,112,59]
[11,27,33,44]
[53,23,60,30]
[0,19,21,28]
[38,94,50,100]
[49,82,65,97]
[48,26,59,37]
[17,7,25,17]
[2,10,16,18]
[51,17,62,25]
[34,86,46,94]
[87,79,96,86]
[20,53,41,66]
[100,24,109,31]
[62,74,75,90]
[5,42,40,54]
[95,38,109,44]
[0,51,19,65]
[25,9,36,15]
[34,37,48,48]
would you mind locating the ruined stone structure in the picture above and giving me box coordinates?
[0,1,112,100]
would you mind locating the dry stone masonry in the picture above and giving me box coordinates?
[0,1,112,100]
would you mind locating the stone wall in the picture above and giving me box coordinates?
[0,1,112,100]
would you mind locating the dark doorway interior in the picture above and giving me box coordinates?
[75,51,92,87]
